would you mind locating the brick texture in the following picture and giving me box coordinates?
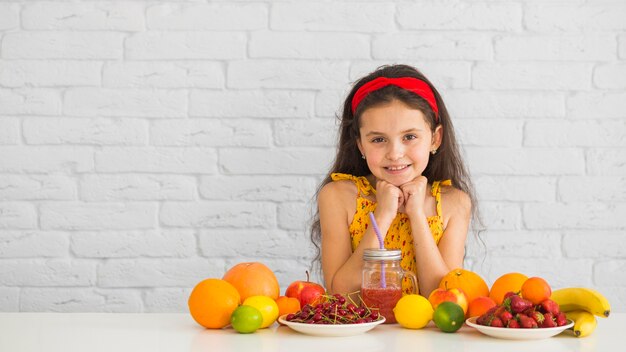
[1,0,624,313]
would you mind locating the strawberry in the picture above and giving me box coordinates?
[489,317,504,328]
[477,306,497,325]
[504,291,517,300]
[484,306,499,316]
[555,312,568,327]
[510,295,533,313]
[499,310,513,325]
[540,299,560,315]
[493,305,506,317]
[518,314,538,328]
[522,307,535,316]
[501,292,515,309]
[530,311,544,325]
[507,318,520,328]
[541,312,557,328]
[477,307,496,326]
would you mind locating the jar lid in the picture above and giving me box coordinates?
[363,248,401,261]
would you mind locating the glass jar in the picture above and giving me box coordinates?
[361,248,417,324]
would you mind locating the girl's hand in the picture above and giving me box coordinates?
[375,179,404,222]
[400,176,429,219]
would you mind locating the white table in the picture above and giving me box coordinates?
[0,312,621,352]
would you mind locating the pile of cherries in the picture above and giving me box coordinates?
[285,293,382,324]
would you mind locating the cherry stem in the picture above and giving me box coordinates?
[286,292,380,324]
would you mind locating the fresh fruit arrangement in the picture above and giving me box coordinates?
[188,261,298,334]
[476,291,567,328]
[187,263,611,338]
[285,293,382,325]
[427,270,612,338]
[470,273,612,338]
[390,269,485,332]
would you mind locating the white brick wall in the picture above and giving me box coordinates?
[0,0,625,313]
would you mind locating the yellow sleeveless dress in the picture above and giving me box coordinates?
[331,173,451,295]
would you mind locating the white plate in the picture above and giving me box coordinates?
[465,316,574,340]
[278,314,386,337]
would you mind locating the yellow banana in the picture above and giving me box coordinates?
[565,310,597,337]
[551,287,610,318]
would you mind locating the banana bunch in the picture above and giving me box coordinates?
[551,287,611,337]
[564,310,597,337]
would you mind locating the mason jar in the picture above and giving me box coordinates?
[361,248,417,324]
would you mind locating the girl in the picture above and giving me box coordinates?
[310,64,479,298]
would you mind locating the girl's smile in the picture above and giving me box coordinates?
[357,99,442,186]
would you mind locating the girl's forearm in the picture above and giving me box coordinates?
[410,216,450,297]
[330,219,392,294]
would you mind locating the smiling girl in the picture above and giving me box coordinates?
[311,64,480,298]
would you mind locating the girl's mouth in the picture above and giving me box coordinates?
[384,164,410,173]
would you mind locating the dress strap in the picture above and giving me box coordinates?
[431,179,452,217]
[331,173,376,196]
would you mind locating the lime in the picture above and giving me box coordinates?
[433,301,465,333]
[393,294,434,329]
[242,295,279,328]
[231,305,263,333]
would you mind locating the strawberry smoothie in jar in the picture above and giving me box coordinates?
[361,249,416,324]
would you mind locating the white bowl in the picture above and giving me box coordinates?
[465,316,574,340]
[278,314,386,337]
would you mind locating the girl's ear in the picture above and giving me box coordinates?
[356,137,364,156]
[432,125,443,150]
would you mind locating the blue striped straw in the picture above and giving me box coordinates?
[368,212,386,288]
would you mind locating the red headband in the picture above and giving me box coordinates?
[351,77,439,122]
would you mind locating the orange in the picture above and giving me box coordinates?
[188,278,240,329]
[276,296,300,317]
[521,277,552,305]
[223,262,280,302]
[488,272,528,305]
[467,296,497,318]
[439,268,490,304]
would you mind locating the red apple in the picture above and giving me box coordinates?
[285,271,326,307]
[428,286,469,315]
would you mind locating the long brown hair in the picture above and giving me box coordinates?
[309,64,482,274]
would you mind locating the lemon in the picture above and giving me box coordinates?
[242,295,279,328]
[393,294,434,329]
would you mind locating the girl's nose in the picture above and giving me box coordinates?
[386,142,404,161]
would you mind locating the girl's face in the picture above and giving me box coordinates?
[356,99,442,187]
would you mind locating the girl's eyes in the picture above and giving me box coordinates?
[370,135,418,143]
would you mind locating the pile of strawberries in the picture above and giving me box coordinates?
[477,291,568,328]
